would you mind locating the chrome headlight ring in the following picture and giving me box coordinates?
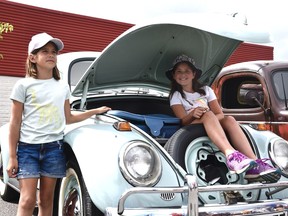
[119,140,162,187]
[269,138,288,177]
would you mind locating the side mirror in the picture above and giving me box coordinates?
[244,90,262,106]
[244,90,270,115]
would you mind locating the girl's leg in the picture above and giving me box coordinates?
[17,178,38,216]
[37,140,66,215]
[193,111,255,174]
[37,176,57,216]
[220,116,257,159]
[193,111,235,156]
[220,116,281,183]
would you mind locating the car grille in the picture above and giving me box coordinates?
[160,192,175,201]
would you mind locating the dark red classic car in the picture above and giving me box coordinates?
[212,60,288,140]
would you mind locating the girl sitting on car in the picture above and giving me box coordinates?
[166,54,281,183]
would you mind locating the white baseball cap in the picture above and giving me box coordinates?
[28,32,64,54]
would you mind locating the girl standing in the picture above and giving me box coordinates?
[6,32,110,216]
[167,54,280,183]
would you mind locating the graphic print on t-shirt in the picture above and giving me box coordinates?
[194,97,209,109]
[29,88,62,131]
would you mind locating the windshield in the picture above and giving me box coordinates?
[272,70,288,101]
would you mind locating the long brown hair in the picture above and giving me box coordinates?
[168,61,205,99]
[25,43,61,80]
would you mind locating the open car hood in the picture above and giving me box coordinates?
[72,13,270,97]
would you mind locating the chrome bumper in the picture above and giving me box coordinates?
[106,175,288,216]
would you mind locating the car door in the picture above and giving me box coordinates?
[214,71,272,129]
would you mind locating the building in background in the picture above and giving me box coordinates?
[0,0,273,126]
[0,0,133,77]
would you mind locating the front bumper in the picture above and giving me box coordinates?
[106,175,288,216]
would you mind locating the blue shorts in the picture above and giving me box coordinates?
[17,140,66,179]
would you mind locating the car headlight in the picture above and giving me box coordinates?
[269,139,288,177]
[119,141,162,186]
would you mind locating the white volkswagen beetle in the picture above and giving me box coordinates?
[1,13,288,216]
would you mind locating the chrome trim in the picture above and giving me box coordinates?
[106,201,288,216]
[187,175,198,216]
[238,120,288,126]
[114,174,288,216]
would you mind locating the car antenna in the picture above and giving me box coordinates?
[281,73,288,110]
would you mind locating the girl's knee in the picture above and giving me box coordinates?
[220,116,238,129]
[201,111,221,127]
[38,195,54,209]
[19,195,36,210]
[223,116,236,123]
[202,110,215,120]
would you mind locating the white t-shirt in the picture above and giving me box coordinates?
[170,86,217,113]
[10,77,70,144]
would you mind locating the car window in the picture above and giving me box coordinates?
[69,58,95,86]
[221,76,263,109]
[272,70,288,100]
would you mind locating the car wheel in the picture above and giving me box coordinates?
[164,124,207,170]
[165,124,239,184]
[164,124,260,204]
[56,161,101,216]
[0,148,19,203]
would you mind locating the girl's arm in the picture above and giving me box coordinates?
[208,99,225,120]
[7,100,23,178]
[64,100,111,124]
[171,104,206,126]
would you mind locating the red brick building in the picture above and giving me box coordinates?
[226,42,273,66]
[0,0,273,77]
[0,0,133,77]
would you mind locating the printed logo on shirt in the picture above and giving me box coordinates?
[29,88,62,131]
[194,98,209,109]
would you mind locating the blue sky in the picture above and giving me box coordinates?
[8,0,288,60]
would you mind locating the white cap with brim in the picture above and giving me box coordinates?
[28,32,64,54]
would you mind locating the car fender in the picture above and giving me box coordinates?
[63,117,184,210]
[240,124,288,198]
[0,123,10,184]
[241,123,282,156]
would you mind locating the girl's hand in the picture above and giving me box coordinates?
[96,106,111,114]
[192,106,209,119]
[6,158,18,178]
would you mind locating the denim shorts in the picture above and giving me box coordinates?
[17,140,66,179]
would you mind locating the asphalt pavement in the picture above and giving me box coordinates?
[0,198,18,216]
[0,198,40,216]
